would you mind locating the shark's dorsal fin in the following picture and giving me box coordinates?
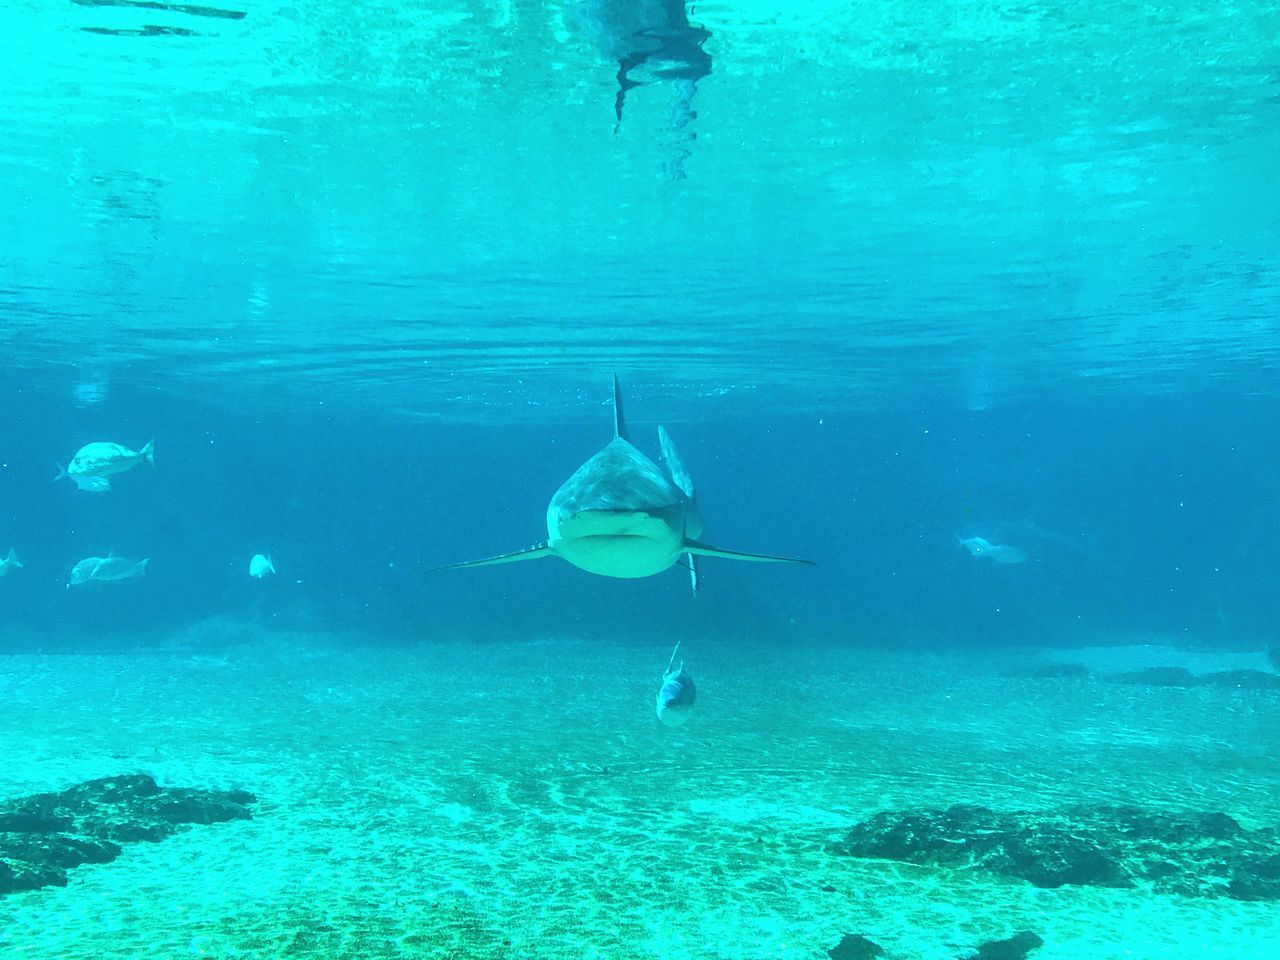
[658,426,695,499]
[432,542,554,572]
[665,641,681,676]
[612,374,629,442]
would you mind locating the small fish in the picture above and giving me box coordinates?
[249,554,276,579]
[68,554,149,587]
[957,535,1029,565]
[63,440,155,480]
[0,548,23,576]
[53,463,112,493]
[656,642,696,727]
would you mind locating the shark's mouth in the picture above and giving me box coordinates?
[555,528,683,579]
[576,532,664,544]
[556,508,681,542]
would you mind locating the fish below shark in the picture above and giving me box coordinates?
[438,376,813,592]
[656,641,696,727]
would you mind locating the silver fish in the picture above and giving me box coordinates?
[64,440,154,480]
[68,554,149,586]
[0,548,22,576]
[249,554,276,579]
[957,536,1029,565]
[656,642,696,727]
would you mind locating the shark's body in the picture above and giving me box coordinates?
[440,377,811,592]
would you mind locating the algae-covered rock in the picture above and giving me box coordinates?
[833,803,1280,901]
[963,930,1044,960]
[1112,667,1199,687]
[827,933,886,960]
[1,774,255,897]
[1000,663,1091,680]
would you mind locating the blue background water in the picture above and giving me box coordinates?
[2,1,1279,653]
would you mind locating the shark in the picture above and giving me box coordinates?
[438,376,812,593]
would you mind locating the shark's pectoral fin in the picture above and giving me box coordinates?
[434,543,554,571]
[682,539,815,567]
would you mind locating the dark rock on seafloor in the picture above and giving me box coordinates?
[1112,666,1199,687]
[1000,663,1091,680]
[962,930,1045,960]
[827,930,1046,960]
[832,803,1280,901]
[998,827,1128,888]
[1004,662,1280,689]
[828,933,886,960]
[1,774,255,896]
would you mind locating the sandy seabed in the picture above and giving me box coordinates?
[1,630,1277,960]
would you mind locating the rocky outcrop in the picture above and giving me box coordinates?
[826,930,1044,960]
[999,663,1091,679]
[1,774,255,896]
[828,934,886,960]
[832,803,1280,901]
[962,931,1044,960]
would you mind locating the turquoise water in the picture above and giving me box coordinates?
[2,2,1280,958]
[4,1,1278,411]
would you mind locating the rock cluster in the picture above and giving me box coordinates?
[1,774,255,896]
[827,930,1043,960]
[962,931,1044,960]
[828,933,885,960]
[832,803,1280,900]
